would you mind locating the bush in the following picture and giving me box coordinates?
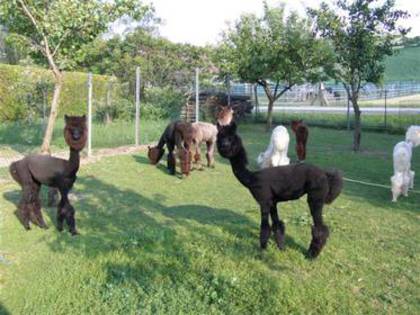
[144,86,185,119]
[0,64,119,121]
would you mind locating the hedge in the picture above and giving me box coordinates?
[0,64,122,121]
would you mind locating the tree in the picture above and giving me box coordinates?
[218,2,333,130]
[0,0,154,153]
[309,0,409,151]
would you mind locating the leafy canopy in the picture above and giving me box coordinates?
[218,2,333,92]
[0,0,155,69]
[308,0,410,91]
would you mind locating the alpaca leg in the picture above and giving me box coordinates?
[31,184,48,229]
[270,205,285,250]
[259,205,271,249]
[167,151,176,175]
[18,200,32,230]
[57,191,78,235]
[194,143,203,170]
[307,200,329,258]
[409,170,415,189]
[47,188,59,206]
[64,202,78,236]
[206,141,215,167]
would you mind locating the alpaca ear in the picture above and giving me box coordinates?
[64,114,69,122]
[81,114,86,120]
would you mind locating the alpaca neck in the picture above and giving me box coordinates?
[229,150,254,188]
[66,148,80,176]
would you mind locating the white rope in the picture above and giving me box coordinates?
[343,177,420,194]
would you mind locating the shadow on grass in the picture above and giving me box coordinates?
[0,303,11,315]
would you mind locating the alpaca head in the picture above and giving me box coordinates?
[217,106,234,126]
[148,146,164,165]
[291,120,303,132]
[64,115,87,151]
[216,122,246,161]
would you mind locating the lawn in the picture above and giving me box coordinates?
[0,124,419,314]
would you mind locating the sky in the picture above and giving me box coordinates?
[148,0,420,46]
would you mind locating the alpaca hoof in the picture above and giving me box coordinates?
[70,230,79,236]
[307,248,320,259]
[40,224,49,229]
[24,225,31,231]
[57,225,64,232]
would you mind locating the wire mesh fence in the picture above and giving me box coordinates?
[1,65,419,182]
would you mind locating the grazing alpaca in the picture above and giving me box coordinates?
[216,122,343,258]
[9,115,87,234]
[257,125,290,169]
[391,141,415,202]
[291,120,309,161]
[191,122,218,168]
[148,121,193,176]
[406,125,420,147]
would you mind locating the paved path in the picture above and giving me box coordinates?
[256,106,420,115]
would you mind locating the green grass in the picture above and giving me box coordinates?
[1,124,419,314]
[0,119,168,155]
[253,111,420,134]
[385,46,420,81]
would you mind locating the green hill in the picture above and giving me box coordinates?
[384,46,420,81]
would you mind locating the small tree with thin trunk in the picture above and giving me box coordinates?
[218,2,333,130]
[0,0,153,153]
[309,0,409,151]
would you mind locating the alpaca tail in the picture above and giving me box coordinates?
[324,169,343,204]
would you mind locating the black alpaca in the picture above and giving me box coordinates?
[148,121,193,176]
[9,115,87,235]
[217,122,343,258]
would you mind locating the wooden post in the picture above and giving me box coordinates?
[135,67,141,146]
[87,72,93,157]
[195,68,199,122]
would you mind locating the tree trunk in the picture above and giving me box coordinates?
[41,72,63,154]
[352,98,362,152]
[266,98,274,131]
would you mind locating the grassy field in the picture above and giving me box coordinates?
[384,46,420,81]
[0,124,419,314]
[0,119,169,155]
[254,111,420,134]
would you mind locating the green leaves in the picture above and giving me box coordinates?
[0,0,154,70]
[217,3,333,102]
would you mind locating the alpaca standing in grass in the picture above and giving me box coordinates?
[391,141,415,202]
[9,115,87,234]
[191,122,218,169]
[406,125,420,147]
[217,122,343,258]
[291,120,309,161]
[257,125,290,169]
[148,121,193,176]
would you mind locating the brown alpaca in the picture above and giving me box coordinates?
[291,120,309,161]
[191,122,218,168]
[217,106,234,126]
[148,121,193,176]
[9,115,87,234]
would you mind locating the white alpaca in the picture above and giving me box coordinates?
[391,141,415,202]
[406,125,420,147]
[257,125,290,169]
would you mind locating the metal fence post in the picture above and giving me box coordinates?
[87,72,93,157]
[195,68,199,122]
[135,67,141,146]
[384,89,387,130]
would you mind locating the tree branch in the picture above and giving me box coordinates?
[52,30,71,57]
[18,0,45,38]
